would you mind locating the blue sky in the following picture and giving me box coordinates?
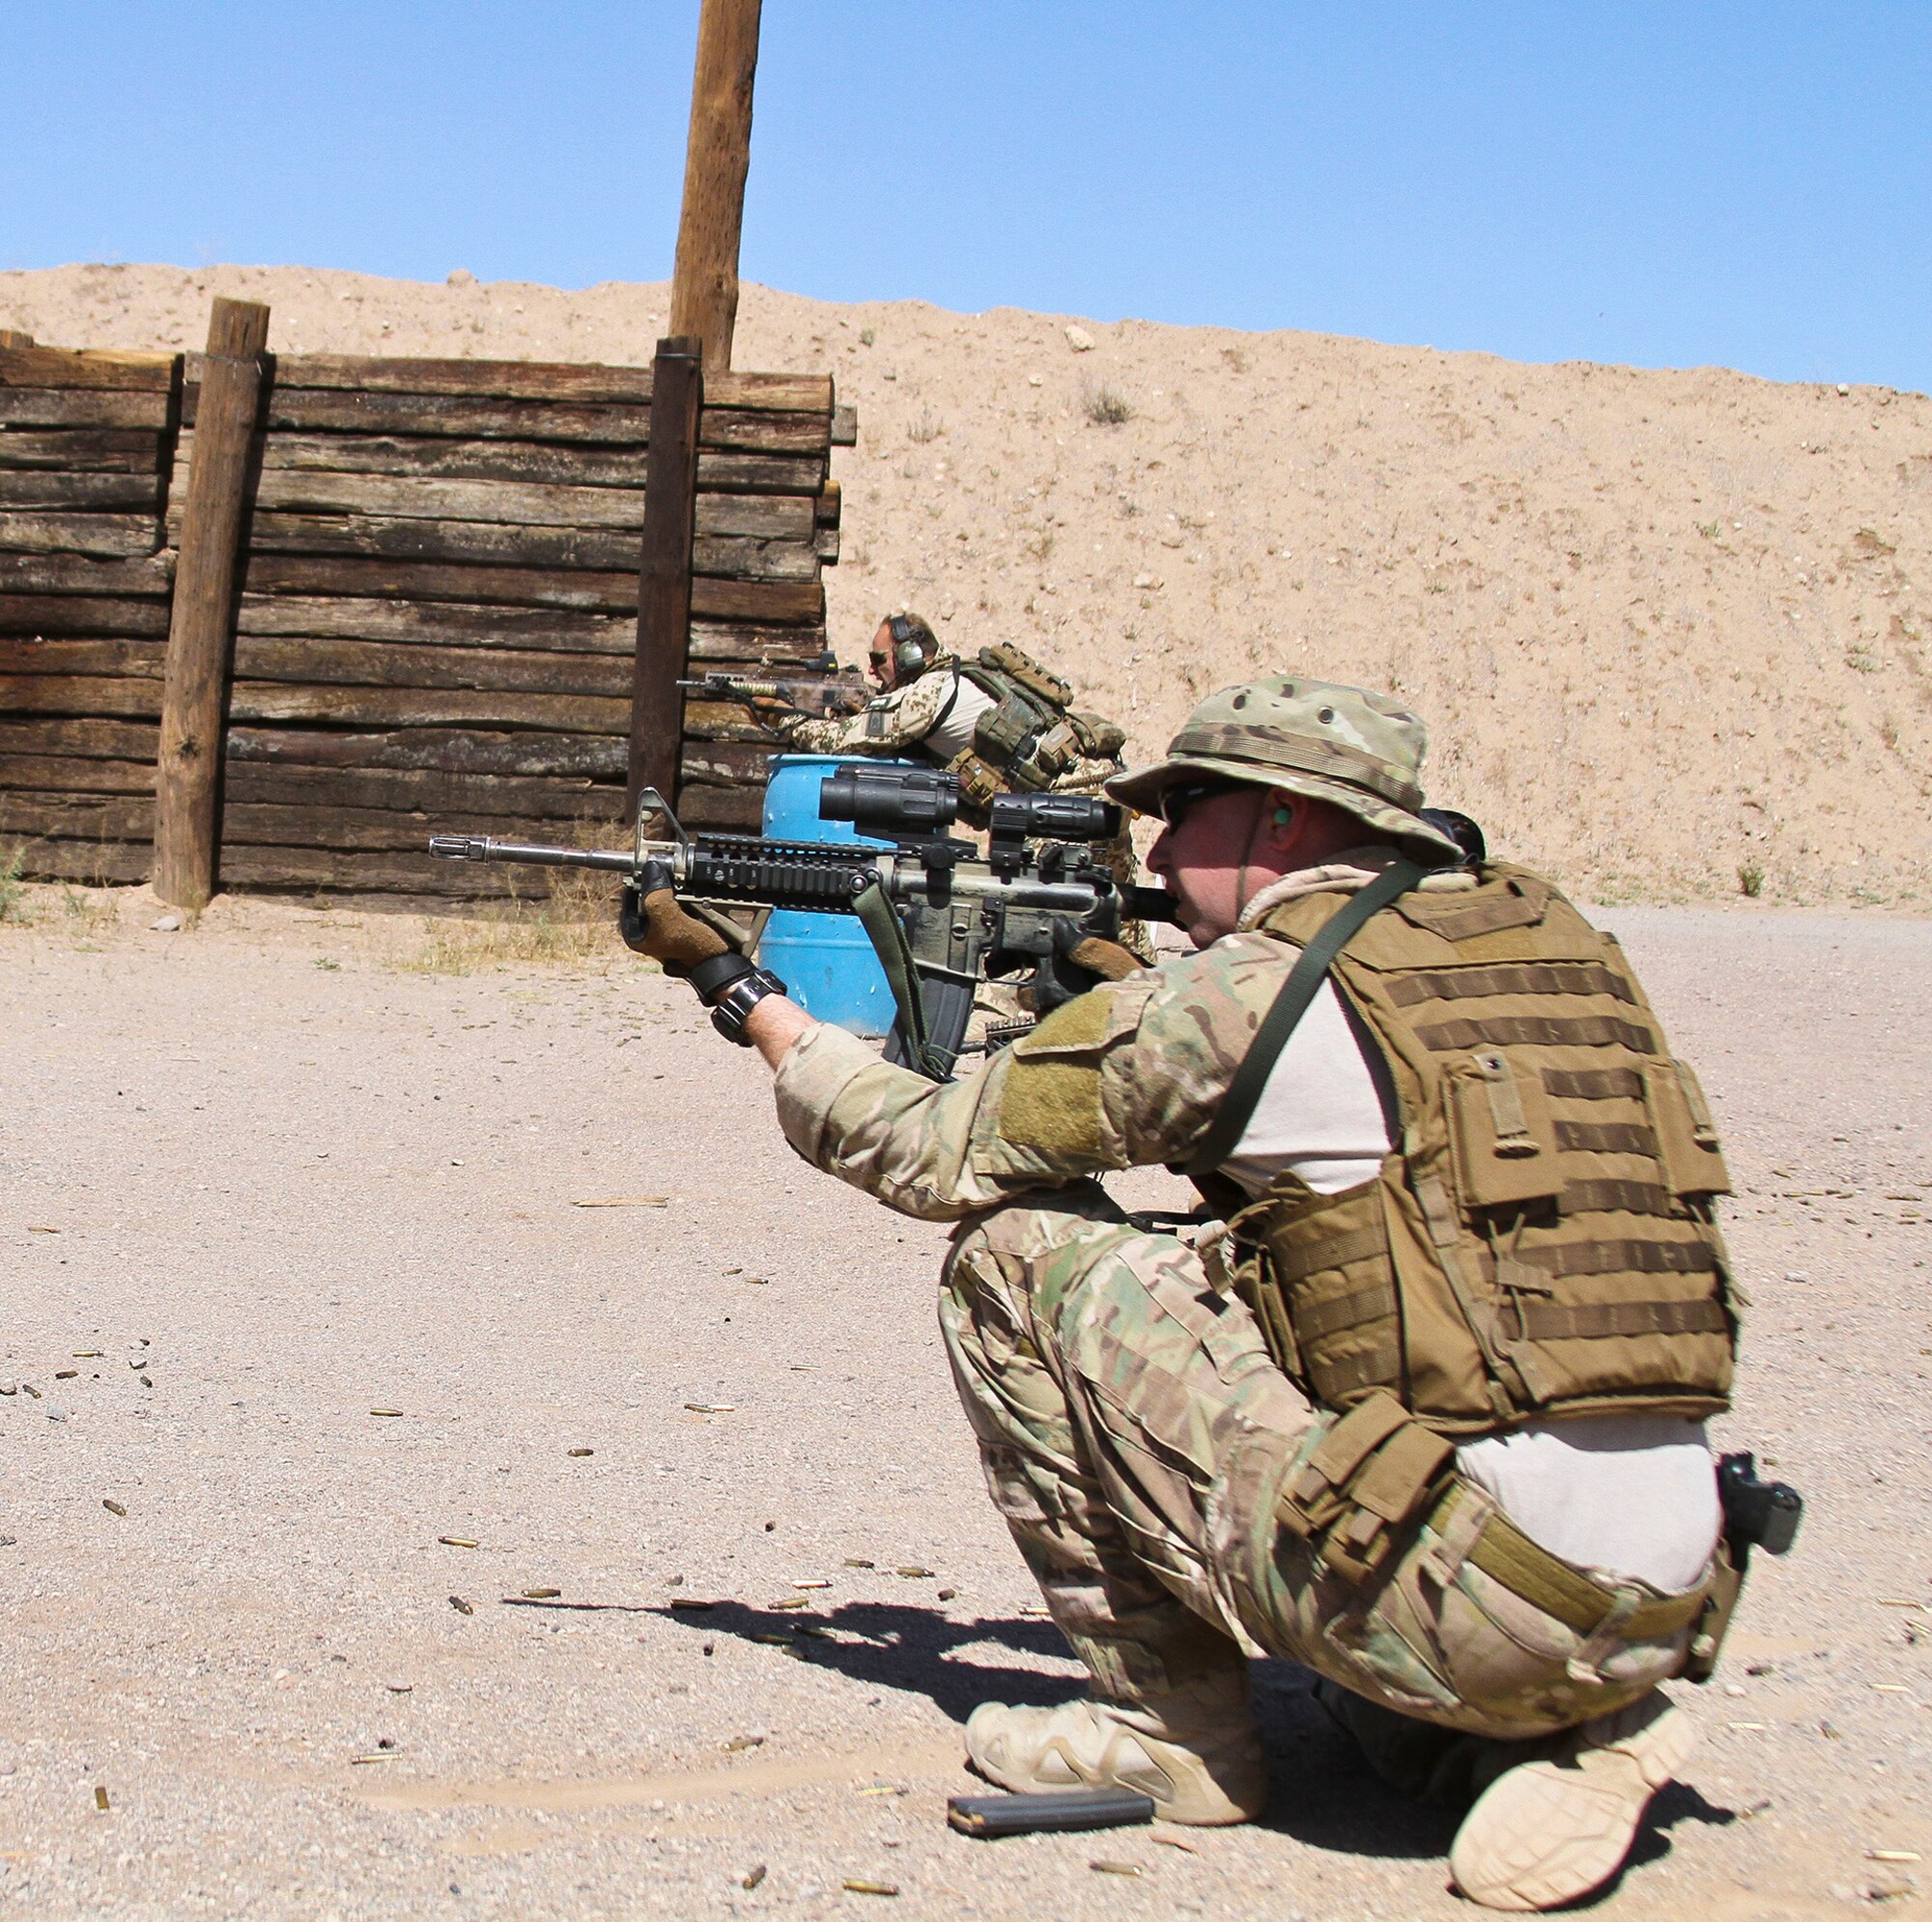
[3,2,1924,390]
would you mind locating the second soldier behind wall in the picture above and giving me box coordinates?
[754,610,1127,822]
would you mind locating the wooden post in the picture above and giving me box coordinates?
[154,298,270,909]
[668,0,760,374]
[629,337,704,819]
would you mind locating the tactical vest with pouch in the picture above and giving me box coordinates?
[1208,862,1738,1438]
[1191,861,1744,1658]
[946,641,1126,811]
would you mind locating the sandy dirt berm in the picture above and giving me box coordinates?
[2,261,1929,909]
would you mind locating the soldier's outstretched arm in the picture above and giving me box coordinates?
[755,944,1251,1222]
[774,669,956,757]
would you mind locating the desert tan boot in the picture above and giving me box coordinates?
[964,1689,1268,1825]
[1448,1692,1699,1912]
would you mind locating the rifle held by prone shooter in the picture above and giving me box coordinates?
[677,672,868,719]
[429,764,1175,1080]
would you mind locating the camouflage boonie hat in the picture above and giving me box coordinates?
[1106,675,1462,859]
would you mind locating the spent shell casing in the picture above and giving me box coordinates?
[742,1864,768,1890]
[448,1596,474,1615]
[102,1500,127,1516]
[842,1880,899,1897]
[439,1536,479,1548]
[94,1786,110,1811]
[523,1587,562,1599]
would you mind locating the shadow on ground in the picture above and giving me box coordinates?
[652,1601,1464,1863]
[537,1597,1738,1881]
[652,1597,1087,1720]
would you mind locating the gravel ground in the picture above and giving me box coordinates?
[1,888,1927,1920]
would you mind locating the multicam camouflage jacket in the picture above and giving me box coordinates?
[774,856,1474,1219]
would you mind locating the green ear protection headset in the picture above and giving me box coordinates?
[886,612,936,678]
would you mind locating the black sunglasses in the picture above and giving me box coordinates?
[1157,777,1245,831]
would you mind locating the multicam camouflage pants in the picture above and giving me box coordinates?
[938,1183,1695,1751]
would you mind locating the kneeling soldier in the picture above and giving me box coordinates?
[624,675,1757,1912]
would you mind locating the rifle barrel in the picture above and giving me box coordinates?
[428,834,637,873]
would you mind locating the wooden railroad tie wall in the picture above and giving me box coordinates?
[0,344,181,884]
[0,331,853,898]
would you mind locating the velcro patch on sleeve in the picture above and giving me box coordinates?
[993,991,1114,1158]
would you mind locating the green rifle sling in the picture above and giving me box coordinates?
[1182,860,1426,1178]
[852,876,948,1081]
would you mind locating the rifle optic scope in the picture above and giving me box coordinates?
[986,791,1122,844]
[819,765,1122,846]
[819,764,961,839]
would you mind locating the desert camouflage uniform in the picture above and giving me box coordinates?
[774,886,1700,1754]
[768,658,969,758]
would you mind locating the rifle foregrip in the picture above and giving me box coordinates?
[681,837,877,913]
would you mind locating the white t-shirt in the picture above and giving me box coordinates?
[1222,978,1720,1596]
[921,670,999,763]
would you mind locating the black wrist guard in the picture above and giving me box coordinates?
[708,967,789,1046]
[685,951,755,1005]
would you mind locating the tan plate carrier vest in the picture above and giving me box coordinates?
[1220,864,1739,1440]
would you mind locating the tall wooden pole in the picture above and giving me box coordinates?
[628,337,704,819]
[668,0,760,374]
[154,297,270,910]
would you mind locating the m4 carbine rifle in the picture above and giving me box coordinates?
[429,763,1176,1081]
[677,671,868,719]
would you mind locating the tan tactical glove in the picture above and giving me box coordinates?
[1065,935,1146,982]
[618,884,732,973]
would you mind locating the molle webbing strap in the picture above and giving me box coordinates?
[1311,1339,1406,1399]
[1183,861,1425,1178]
[1555,1120,1659,1155]
[1416,1013,1658,1055]
[1265,1226,1389,1286]
[1454,1495,1711,1641]
[1166,725,1424,809]
[1507,1237,1720,1281]
[1561,1178,1676,1218]
[1544,1067,1646,1101]
[1387,962,1639,1008]
[1516,1297,1730,1343]
[1291,1281,1399,1343]
[1398,891,1545,941]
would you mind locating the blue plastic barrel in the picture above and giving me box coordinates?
[754,753,900,1035]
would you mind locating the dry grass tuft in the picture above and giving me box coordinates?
[388,865,628,975]
[0,844,26,923]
